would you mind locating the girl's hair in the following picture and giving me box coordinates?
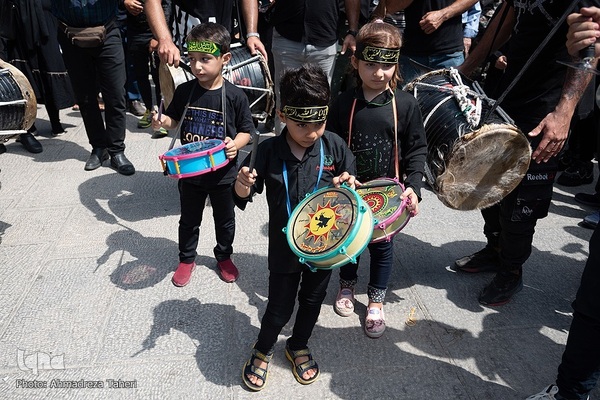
[354,21,403,89]
[279,64,330,108]
[186,22,231,54]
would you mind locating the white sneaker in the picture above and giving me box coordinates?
[525,385,559,400]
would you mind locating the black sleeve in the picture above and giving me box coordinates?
[398,95,427,199]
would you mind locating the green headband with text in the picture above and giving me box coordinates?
[186,40,222,56]
[355,43,400,64]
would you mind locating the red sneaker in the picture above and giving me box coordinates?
[217,259,239,283]
[172,262,195,287]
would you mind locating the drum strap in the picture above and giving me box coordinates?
[282,140,324,217]
[348,92,400,180]
[165,81,227,152]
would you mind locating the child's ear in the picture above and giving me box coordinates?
[276,109,286,123]
[350,55,359,69]
[222,52,232,65]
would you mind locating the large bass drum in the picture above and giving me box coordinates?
[0,59,37,140]
[405,68,531,210]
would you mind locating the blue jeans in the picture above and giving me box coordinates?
[556,225,600,399]
[399,51,465,84]
[339,240,394,292]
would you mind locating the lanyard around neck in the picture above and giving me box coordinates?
[282,139,324,217]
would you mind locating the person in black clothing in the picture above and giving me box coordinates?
[0,0,75,153]
[526,8,600,399]
[52,0,135,175]
[327,20,427,338]
[152,23,253,286]
[235,64,356,390]
[456,0,597,306]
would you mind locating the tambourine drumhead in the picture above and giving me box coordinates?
[158,61,194,109]
[356,178,410,242]
[435,123,531,210]
[0,59,37,138]
[286,186,373,270]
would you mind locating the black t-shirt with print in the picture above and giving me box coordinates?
[165,79,255,187]
[234,130,356,273]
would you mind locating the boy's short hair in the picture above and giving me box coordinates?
[279,64,330,108]
[186,22,231,54]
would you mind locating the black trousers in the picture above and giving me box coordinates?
[58,24,127,154]
[178,180,235,263]
[556,225,600,399]
[129,34,160,110]
[255,268,332,354]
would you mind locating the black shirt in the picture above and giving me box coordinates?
[402,0,464,56]
[498,0,572,123]
[270,0,340,47]
[173,0,235,33]
[164,79,255,187]
[235,129,356,273]
[327,88,427,198]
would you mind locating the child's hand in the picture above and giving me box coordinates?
[151,112,165,131]
[235,166,256,196]
[333,172,356,189]
[401,187,419,217]
[224,137,238,159]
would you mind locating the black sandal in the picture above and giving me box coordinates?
[242,347,273,391]
[285,344,320,385]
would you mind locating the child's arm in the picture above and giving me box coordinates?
[234,166,256,199]
[224,132,251,160]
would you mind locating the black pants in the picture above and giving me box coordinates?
[57,24,126,154]
[481,120,555,273]
[255,268,331,354]
[556,225,600,399]
[129,34,160,110]
[178,181,235,263]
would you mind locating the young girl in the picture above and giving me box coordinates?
[326,20,427,338]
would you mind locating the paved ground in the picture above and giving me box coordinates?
[0,105,598,400]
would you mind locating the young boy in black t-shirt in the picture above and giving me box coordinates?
[152,22,253,286]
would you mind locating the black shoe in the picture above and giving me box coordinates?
[454,246,501,273]
[478,272,523,306]
[84,148,108,171]
[574,192,600,208]
[18,133,43,153]
[51,122,66,136]
[556,162,594,186]
[0,143,6,154]
[110,152,135,175]
[128,100,146,116]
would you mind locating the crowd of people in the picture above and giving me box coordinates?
[1,0,599,398]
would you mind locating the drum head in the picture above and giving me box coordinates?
[436,123,531,210]
[159,61,194,109]
[357,179,404,223]
[288,187,359,257]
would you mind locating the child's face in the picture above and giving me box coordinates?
[280,114,326,148]
[188,51,230,87]
[352,57,396,92]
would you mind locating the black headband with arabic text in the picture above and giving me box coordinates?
[281,105,328,123]
[355,43,400,64]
